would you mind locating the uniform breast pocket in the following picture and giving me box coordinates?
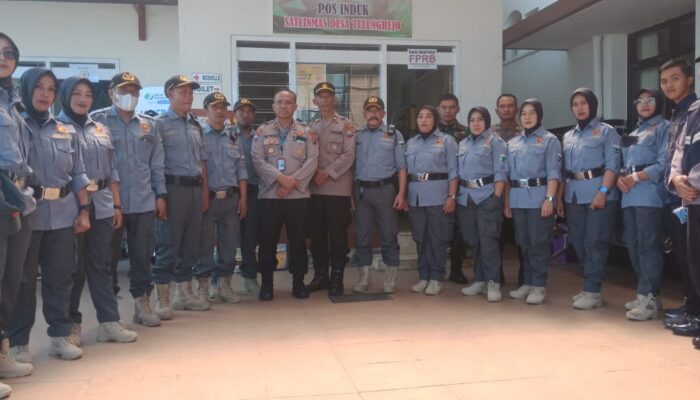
[631,136,657,163]
[291,140,306,159]
[51,138,75,172]
[405,148,418,169]
[263,144,280,158]
[225,145,242,170]
[137,135,155,163]
[0,113,22,160]
[326,135,343,154]
[472,146,491,158]
[581,139,604,165]
[428,146,446,166]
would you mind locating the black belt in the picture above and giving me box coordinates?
[86,179,109,192]
[565,167,604,180]
[409,173,448,182]
[31,183,72,200]
[358,177,394,188]
[510,178,547,188]
[621,164,653,175]
[460,175,495,189]
[165,175,203,187]
[209,187,239,199]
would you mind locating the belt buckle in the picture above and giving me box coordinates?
[420,172,429,182]
[42,187,60,200]
[86,180,99,192]
[215,190,227,199]
[518,178,529,188]
[583,170,592,180]
[466,180,478,189]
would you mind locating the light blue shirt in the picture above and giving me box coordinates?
[621,115,669,209]
[202,123,248,191]
[562,118,621,204]
[157,108,207,177]
[355,124,406,181]
[456,129,508,206]
[235,126,258,186]
[0,87,31,177]
[25,115,90,231]
[90,106,166,214]
[405,130,458,207]
[507,127,562,209]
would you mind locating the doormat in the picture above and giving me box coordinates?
[329,293,393,303]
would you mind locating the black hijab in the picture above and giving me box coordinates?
[520,98,543,136]
[0,33,20,97]
[570,87,598,130]
[418,105,439,138]
[636,88,664,122]
[20,67,57,126]
[467,106,491,132]
[59,76,92,127]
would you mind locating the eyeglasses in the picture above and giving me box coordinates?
[0,49,18,61]
[634,98,656,105]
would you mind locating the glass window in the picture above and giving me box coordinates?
[636,32,659,61]
[238,61,289,127]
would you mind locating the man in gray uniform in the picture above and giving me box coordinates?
[91,72,166,327]
[194,92,248,305]
[234,98,261,295]
[251,89,318,301]
[307,82,356,296]
[153,75,210,316]
[352,96,407,294]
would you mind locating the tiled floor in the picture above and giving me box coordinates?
[6,258,700,400]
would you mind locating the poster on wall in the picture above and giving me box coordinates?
[136,87,170,115]
[273,0,412,37]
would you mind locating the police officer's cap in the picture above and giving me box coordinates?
[695,56,700,63]
[164,75,200,93]
[363,96,385,110]
[110,72,142,89]
[233,98,257,112]
[203,92,230,109]
[313,82,336,96]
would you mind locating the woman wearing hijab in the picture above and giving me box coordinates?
[8,69,91,363]
[457,107,507,302]
[504,99,561,305]
[558,88,621,310]
[57,77,137,347]
[405,105,458,295]
[618,89,669,320]
[0,32,34,397]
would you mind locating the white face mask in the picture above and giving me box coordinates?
[112,92,138,112]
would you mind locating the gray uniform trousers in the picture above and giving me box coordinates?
[9,227,76,345]
[0,215,32,338]
[70,210,119,324]
[512,208,555,287]
[623,206,664,296]
[194,193,240,279]
[239,186,260,279]
[154,183,203,283]
[119,212,156,298]
[408,205,454,281]
[565,199,617,293]
[353,183,400,267]
[457,195,503,283]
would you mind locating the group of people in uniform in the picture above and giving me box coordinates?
[0,31,700,398]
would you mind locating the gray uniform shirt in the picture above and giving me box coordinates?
[157,108,207,177]
[309,113,355,196]
[202,123,248,191]
[235,126,259,186]
[91,106,166,214]
[354,123,406,181]
[251,119,318,200]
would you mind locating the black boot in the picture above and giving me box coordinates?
[307,265,330,292]
[259,270,274,301]
[292,273,309,299]
[328,264,345,297]
[448,258,468,284]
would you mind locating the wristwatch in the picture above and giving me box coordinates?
[598,186,609,194]
[545,195,554,202]
[79,204,90,212]
[447,194,457,200]
[632,172,640,183]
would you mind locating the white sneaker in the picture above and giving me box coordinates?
[383,266,398,294]
[69,323,82,348]
[424,280,443,295]
[486,281,502,302]
[97,322,138,343]
[626,293,659,321]
[48,337,82,360]
[9,346,31,364]
[195,278,213,308]
[461,281,486,296]
[572,292,604,310]
[133,294,161,327]
[526,286,547,305]
[0,381,10,399]
[215,277,242,304]
[411,280,429,293]
[172,281,210,311]
[0,339,32,379]
[155,282,173,320]
[572,291,585,302]
[509,285,532,300]
[241,277,260,296]
[625,294,643,311]
[352,266,370,293]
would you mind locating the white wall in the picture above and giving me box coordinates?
[0,1,179,87]
[177,0,503,118]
